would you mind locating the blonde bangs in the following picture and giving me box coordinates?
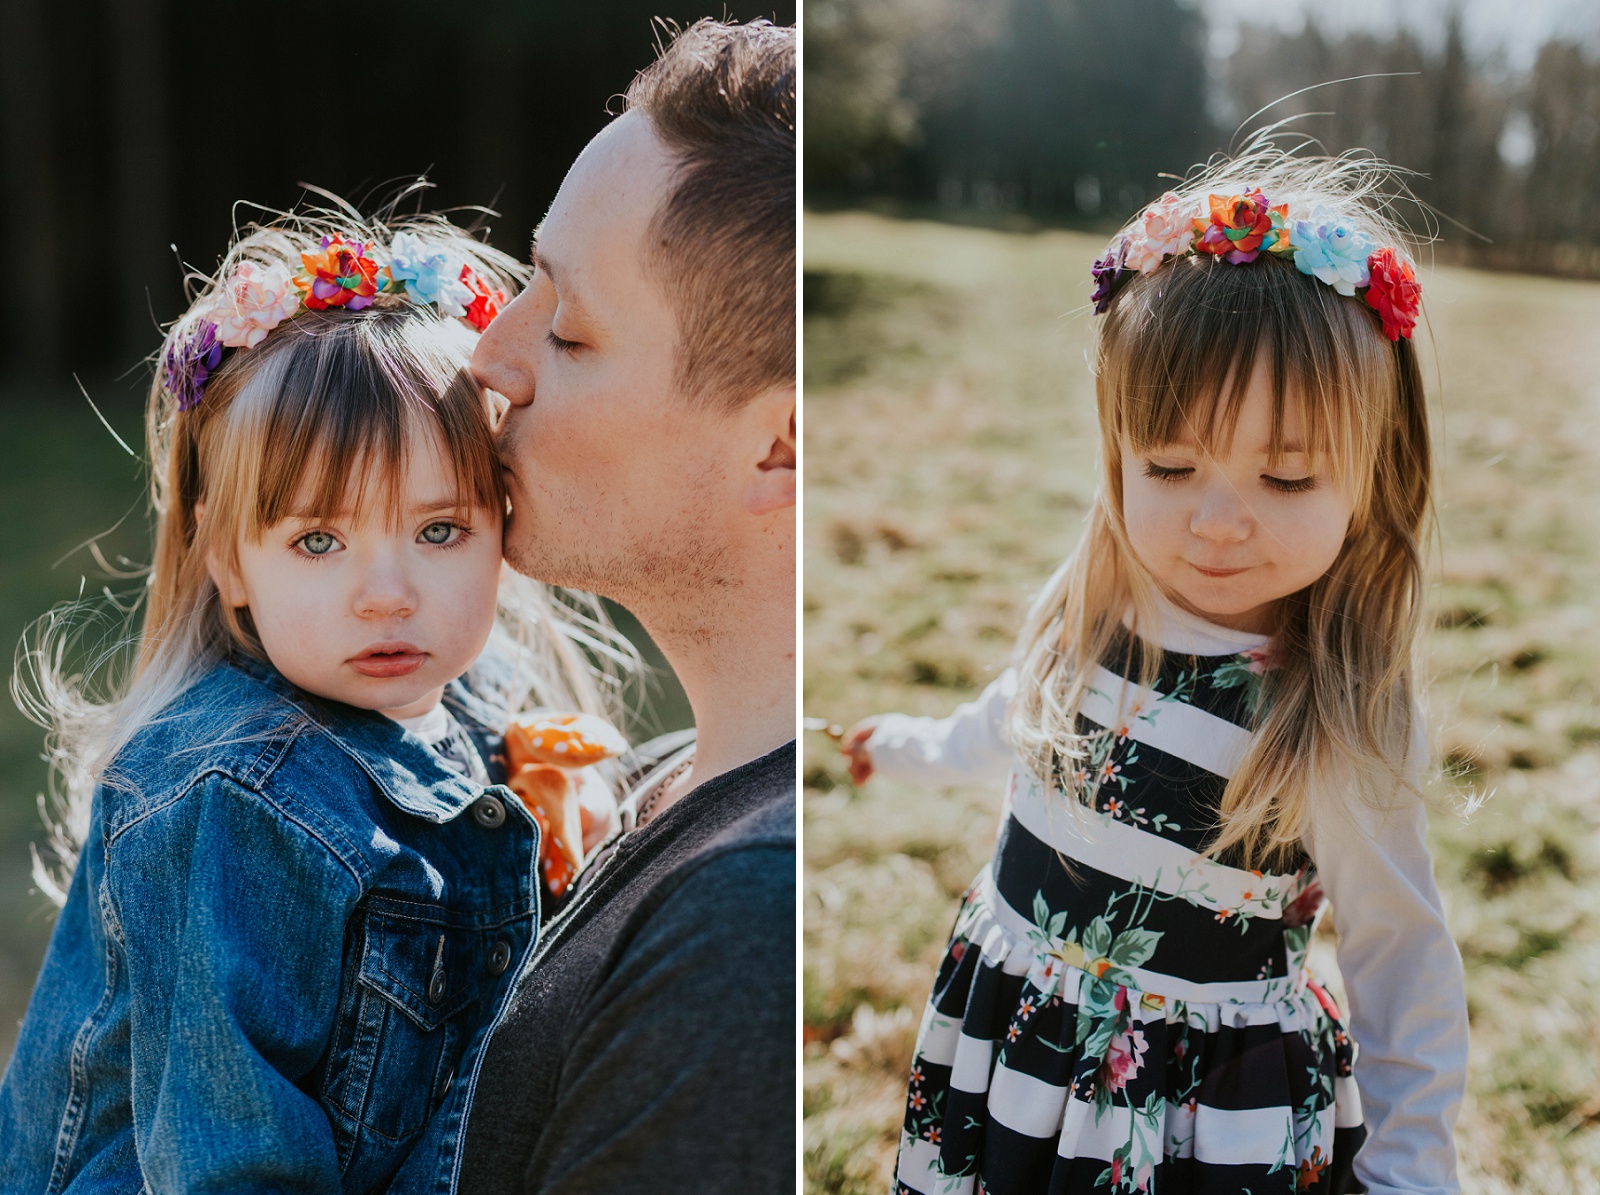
[205,300,504,543]
[1101,253,1393,521]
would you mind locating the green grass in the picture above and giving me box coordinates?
[802,210,1600,1190]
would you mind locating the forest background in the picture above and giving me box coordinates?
[805,0,1600,1189]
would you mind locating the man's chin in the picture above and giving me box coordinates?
[503,515,607,595]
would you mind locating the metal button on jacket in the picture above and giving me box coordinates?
[487,939,513,976]
[470,794,506,829]
[427,934,448,1005]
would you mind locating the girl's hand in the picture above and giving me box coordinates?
[839,718,881,784]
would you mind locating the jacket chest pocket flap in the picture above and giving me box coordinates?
[323,911,485,1146]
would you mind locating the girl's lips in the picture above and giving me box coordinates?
[1191,564,1251,578]
[349,647,426,678]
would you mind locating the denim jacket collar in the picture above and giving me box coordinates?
[228,653,507,825]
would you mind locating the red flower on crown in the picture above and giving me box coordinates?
[1193,189,1289,264]
[294,235,381,311]
[1364,247,1420,340]
[461,266,507,330]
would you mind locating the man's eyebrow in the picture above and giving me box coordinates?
[531,240,603,330]
[531,241,558,287]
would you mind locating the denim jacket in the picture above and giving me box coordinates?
[0,650,543,1194]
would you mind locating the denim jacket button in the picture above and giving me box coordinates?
[470,794,506,829]
[487,939,513,976]
[427,963,448,1004]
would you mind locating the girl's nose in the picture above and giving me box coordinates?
[354,554,418,619]
[1189,482,1253,543]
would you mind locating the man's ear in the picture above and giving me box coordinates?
[744,384,796,517]
[196,503,248,609]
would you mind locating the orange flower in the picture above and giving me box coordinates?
[294,235,381,310]
[1193,189,1290,264]
[1297,1145,1328,1189]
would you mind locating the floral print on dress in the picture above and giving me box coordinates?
[894,641,1364,1195]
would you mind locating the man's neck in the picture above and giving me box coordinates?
[627,565,794,800]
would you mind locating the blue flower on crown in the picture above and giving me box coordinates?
[1289,210,1375,297]
[385,232,475,317]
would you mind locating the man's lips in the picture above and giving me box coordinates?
[349,644,426,678]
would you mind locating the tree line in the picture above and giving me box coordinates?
[807,0,1600,277]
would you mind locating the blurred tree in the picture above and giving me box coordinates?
[0,0,62,375]
[1221,21,1524,260]
[805,0,1600,275]
[804,0,999,193]
[1526,41,1600,266]
[108,0,171,363]
[908,0,1212,220]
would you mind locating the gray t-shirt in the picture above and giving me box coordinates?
[456,739,796,1194]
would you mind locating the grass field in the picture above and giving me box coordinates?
[803,210,1600,1192]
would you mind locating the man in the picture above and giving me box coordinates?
[455,19,794,1194]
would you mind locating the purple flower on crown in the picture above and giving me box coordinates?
[1090,236,1129,315]
[165,320,223,411]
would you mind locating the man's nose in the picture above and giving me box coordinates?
[1189,482,1253,543]
[471,290,537,408]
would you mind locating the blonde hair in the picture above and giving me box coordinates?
[1009,146,1432,869]
[17,201,638,904]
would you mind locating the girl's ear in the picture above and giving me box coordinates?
[196,503,248,609]
[744,384,796,517]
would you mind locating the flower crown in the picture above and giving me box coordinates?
[163,232,510,411]
[1089,188,1421,341]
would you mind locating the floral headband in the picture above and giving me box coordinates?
[163,232,509,411]
[1089,188,1421,341]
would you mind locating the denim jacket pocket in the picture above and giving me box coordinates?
[322,906,484,1155]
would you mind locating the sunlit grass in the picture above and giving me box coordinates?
[803,210,1600,1191]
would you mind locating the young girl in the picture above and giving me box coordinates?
[843,151,1468,1194]
[0,208,633,1192]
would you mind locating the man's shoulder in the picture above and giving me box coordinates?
[693,740,796,854]
[611,742,795,967]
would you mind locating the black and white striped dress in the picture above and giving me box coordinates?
[881,630,1369,1195]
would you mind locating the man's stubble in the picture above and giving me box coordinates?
[501,462,739,642]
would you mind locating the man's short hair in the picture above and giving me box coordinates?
[625,19,796,408]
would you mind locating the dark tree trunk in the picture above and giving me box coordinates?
[106,0,171,366]
[0,0,63,375]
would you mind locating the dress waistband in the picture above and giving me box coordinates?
[962,868,1315,1009]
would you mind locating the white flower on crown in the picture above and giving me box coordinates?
[1124,191,1196,274]
[210,261,301,349]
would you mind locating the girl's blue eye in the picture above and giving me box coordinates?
[297,531,339,556]
[420,521,460,546]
